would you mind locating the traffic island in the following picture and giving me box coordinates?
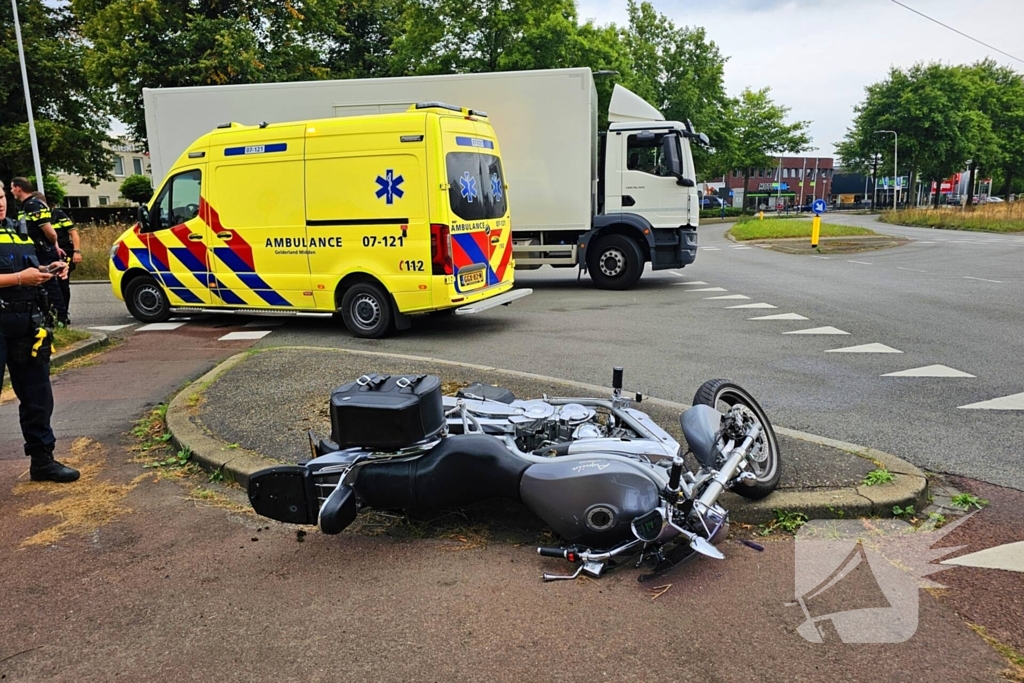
[750,234,910,255]
[166,347,928,525]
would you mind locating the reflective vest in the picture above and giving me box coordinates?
[0,218,41,302]
[52,208,75,252]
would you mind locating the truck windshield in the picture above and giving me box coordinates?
[446,152,507,220]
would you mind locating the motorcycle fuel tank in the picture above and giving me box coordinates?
[520,458,660,549]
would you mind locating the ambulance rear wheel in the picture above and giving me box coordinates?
[340,283,394,339]
[125,275,171,323]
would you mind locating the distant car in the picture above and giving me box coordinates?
[983,196,1004,203]
[701,196,727,209]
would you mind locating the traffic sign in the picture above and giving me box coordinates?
[883,177,889,189]
[812,199,827,215]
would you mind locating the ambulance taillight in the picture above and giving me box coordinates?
[430,224,453,275]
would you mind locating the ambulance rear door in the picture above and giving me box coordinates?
[205,124,311,309]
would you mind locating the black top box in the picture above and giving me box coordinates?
[329,374,444,451]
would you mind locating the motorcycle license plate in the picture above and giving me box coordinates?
[459,268,486,289]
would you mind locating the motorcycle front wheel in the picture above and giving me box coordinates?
[692,379,781,500]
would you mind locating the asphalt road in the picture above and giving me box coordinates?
[70,216,1024,490]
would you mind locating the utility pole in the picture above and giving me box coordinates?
[875,130,898,210]
[776,156,784,213]
[871,153,878,211]
[800,157,808,206]
[812,158,820,201]
[11,0,46,199]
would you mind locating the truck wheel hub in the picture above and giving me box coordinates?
[600,248,626,277]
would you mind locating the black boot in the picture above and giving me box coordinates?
[30,452,80,483]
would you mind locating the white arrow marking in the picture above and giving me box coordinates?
[88,324,133,332]
[726,303,778,309]
[673,280,709,285]
[882,365,975,378]
[959,392,1024,410]
[826,343,903,353]
[684,287,728,292]
[748,313,809,320]
[784,326,850,335]
[219,330,273,341]
[941,541,1024,573]
[137,322,186,332]
[705,294,751,300]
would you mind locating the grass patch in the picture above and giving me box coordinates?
[968,623,1024,681]
[880,203,1024,233]
[863,468,896,486]
[759,510,808,536]
[951,492,988,510]
[72,222,131,281]
[729,218,876,241]
[53,325,91,351]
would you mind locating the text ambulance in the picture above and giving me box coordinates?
[109,103,530,337]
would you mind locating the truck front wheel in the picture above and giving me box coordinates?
[587,234,644,290]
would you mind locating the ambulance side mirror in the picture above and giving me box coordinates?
[137,205,151,232]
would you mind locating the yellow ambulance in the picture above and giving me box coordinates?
[109,103,529,337]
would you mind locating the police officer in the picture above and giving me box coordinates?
[34,191,80,320]
[0,181,79,482]
[9,178,69,325]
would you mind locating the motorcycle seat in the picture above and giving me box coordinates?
[354,433,530,509]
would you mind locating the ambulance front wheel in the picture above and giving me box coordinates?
[340,283,394,339]
[125,275,171,323]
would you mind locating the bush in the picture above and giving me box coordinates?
[120,174,154,205]
[700,206,746,219]
[27,174,66,206]
[880,203,1024,233]
[72,222,131,281]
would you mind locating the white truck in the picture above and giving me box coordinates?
[143,68,705,290]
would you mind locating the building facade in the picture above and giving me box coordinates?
[56,139,151,208]
[718,156,834,210]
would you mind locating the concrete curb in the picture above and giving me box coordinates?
[166,346,929,522]
[70,279,110,285]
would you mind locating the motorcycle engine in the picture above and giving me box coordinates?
[512,402,603,452]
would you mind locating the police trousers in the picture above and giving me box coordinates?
[35,244,67,318]
[0,309,56,457]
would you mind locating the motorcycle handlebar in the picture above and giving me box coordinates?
[537,547,569,559]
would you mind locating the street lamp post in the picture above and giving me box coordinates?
[875,130,898,210]
[11,0,46,199]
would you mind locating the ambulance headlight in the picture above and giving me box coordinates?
[109,243,120,259]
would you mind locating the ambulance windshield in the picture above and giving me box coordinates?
[446,153,507,221]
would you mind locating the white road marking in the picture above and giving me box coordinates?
[933,238,949,241]
[732,246,753,250]
[847,260,873,265]
[244,320,285,328]
[683,287,728,292]
[915,241,936,244]
[941,541,1024,573]
[784,326,849,335]
[810,255,832,260]
[898,267,927,273]
[959,392,1024,410]
[137,322,186,332]
[882,365,975,378]
[670,271,685,277]
[701,247,721,251]
[219,330,273,341]
[963,276,1003,283]
[758,245,773,248]
[826,343,903,354]
[705,294,750,300]
[88,324,133,332]
[726,303,778,309]
[675,280,709,285]
[748,313,809,320]
[168,317,192,321]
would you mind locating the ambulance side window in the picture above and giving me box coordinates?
[148,170,202,231]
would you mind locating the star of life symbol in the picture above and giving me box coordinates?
[490,174,503,202]
[375,169,404,204]
[791,515,976,643]
[459,172,477,203]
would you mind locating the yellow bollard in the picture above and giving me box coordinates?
[811,215,821,248]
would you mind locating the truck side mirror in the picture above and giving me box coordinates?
[677,177,695,187]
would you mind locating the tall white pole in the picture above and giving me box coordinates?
[776,155,783,212]
[813,158,819,201]
[11,0,46,199]
[800,157,808,205]
[893,132,898,210]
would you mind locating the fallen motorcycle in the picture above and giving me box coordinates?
[248,368,781,581]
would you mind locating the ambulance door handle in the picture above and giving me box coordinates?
[215,231,232,240]
[188,233,204,241]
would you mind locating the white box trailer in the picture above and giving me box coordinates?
[144,68,704,289]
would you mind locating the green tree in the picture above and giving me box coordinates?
[73,0,338,143]
[27,174,67,206]
[964,60,1024,201]
[0,0,114,187]
[728,87,812,208]
[120,174,154,204]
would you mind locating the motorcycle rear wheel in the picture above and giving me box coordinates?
[692,379,781,500]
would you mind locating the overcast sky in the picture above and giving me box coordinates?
[577,0,1024,158]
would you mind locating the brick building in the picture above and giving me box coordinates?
[718,156,834,210]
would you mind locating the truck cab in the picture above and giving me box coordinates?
[582,85,705,289]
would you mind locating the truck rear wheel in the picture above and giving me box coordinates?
[340,282,394,339]
[587,234,643,290]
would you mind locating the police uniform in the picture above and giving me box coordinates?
[17,194,68,323]
[51,207,77,312]
[0,216,79,482]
